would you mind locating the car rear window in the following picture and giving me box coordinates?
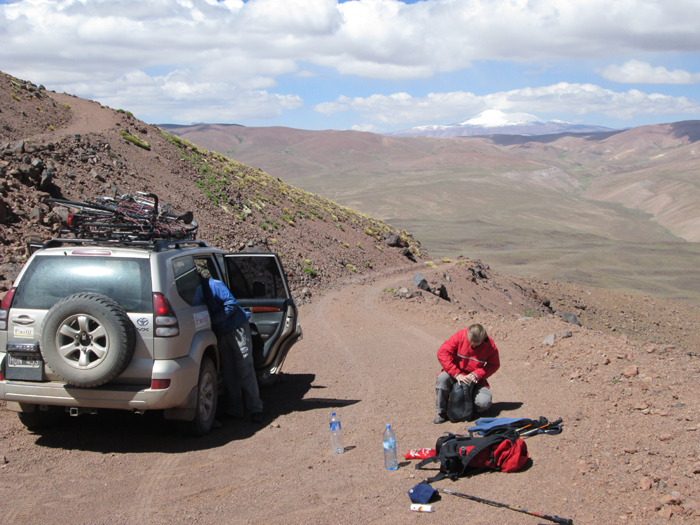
[13,256,153,313]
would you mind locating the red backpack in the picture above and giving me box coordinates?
[416,429,528,482]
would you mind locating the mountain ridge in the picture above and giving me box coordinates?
[384,109,617,137]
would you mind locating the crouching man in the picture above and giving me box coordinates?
[434,323,500,424]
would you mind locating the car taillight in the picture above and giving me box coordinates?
[150,379,171,390]
[0,288,16,331]
[68,212,74,227]
[153,293,179,337]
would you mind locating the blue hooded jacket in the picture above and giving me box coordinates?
[193,277,250,336]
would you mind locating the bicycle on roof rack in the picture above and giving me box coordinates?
[46,192,198,242]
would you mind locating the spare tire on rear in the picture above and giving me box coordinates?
[40,293,136,387]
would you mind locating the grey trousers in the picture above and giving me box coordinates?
[435,371,492,414]
[219,321,263,416]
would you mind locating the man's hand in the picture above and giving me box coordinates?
[455,372,478,385]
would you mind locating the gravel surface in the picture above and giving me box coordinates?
[2,263,699,524]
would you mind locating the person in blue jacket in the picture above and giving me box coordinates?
[194,276,264,424]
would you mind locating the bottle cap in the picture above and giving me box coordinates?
[332,412,336,416]
[386,424,391,428]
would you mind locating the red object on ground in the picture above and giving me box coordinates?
[404,448,437,460]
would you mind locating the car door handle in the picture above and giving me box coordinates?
[11,316,35,325]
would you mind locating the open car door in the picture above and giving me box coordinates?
[220,252,302,386]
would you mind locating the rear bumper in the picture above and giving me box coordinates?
[0,355,199,411]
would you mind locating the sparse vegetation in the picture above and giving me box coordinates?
[155,129,418,265]
[119,130,150,150]
[425,261,437,268]
[303,266,317,278]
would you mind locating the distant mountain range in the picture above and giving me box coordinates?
[384,109,616,138]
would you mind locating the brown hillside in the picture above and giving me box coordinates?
[161,121,700,306]
[0,72,427,300]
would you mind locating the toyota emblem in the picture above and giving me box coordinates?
[136,318,149,326]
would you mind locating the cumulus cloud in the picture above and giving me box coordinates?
[599,60,700,84]
[350,123,380,132]
[1,0,700,122]
[314,83,700,125]
[71,69,304,123]
[3,0,700,83]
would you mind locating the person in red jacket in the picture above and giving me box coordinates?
[434,323,500,424]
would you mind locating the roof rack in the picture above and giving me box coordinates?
[38,238,210,252]
[153,240,209,252]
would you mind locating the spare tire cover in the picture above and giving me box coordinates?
[40,293,136,387]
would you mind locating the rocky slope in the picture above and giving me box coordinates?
[0,71,425,301]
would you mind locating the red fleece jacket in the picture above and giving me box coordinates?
[437,330,500,387]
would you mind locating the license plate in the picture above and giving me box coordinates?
[8,355,42,368]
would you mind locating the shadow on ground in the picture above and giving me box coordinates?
[481,401,523,417]
[31,373,360,454]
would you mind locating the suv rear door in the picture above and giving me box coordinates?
[218,253,301,379]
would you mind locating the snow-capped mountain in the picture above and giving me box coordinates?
[385,110,615,138]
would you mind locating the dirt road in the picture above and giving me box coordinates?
[1,267,698,524]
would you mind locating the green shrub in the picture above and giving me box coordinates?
[118,130,150,150]
[303,266,317,278]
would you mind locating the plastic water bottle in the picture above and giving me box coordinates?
[383,424,398,470]
[330,412,344,454]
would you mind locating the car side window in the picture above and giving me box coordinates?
[172,255,199,306]
[194,256,220,280]
[225,256,287,299]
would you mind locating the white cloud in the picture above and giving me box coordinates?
[1,0,700,122]
[350,123,380,132]
[3,0,700,83]
[69,69,304,123]
[599,60,700,84]
[315,83,700,125]
[295,70,318,78]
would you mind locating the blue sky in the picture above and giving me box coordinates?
[1,0,699,132]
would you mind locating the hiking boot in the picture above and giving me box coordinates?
[433,413,447,424]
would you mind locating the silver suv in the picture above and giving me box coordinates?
[0,239,302,435]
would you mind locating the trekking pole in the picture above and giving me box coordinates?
[519,418,563,437]
[436,488,574,525]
